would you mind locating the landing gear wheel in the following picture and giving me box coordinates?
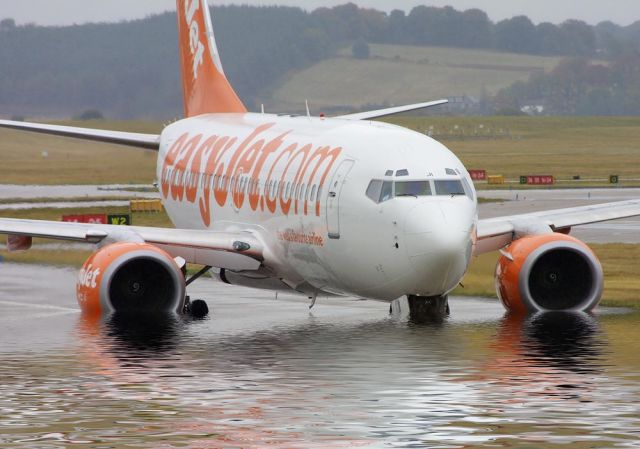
[407,294,449,324]
[189,299,209,319]
[184,296,210,319]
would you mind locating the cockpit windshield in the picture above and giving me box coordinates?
[395,181,431,197]
[366,177,472,203]
[434,180,466,196]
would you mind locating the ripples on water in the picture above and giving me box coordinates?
[0,302,639,448]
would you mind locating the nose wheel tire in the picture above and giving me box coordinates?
[407,295,449,324]
[184,296,210,319]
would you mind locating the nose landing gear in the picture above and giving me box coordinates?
[183,265,212,319]
[407,294,450,324]
[184,295,209,319]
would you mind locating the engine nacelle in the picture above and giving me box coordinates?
[495,234,603,314]
[77,243,186,316]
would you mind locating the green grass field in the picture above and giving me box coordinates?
[392,116,640,187]
[1,116,639,187]
[267,44,565,113]
[0,120,160,185]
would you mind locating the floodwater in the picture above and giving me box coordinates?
[1,263,639,448]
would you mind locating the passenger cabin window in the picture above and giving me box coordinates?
[395,181,431,197]
[435,180,466,196]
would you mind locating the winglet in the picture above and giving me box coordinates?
[177,0,247,117]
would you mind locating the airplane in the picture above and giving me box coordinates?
[2,0,640,322]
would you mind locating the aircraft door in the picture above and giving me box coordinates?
[326,159,355,239]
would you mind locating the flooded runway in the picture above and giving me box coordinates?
[1,263,639,448]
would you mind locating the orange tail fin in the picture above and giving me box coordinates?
[176,0,247,117]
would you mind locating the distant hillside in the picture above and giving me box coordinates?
[1,4,639,119]
[0,6,334,119]
[266,44,566,114]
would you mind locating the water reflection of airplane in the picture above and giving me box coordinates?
[76,315,345,448]
[74,307,611,447]
[468,312,605,401]
[75,313,408,448]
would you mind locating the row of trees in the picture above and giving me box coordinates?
[309,4,640,58]
[1,4,640,118]
[494,49,640,115]
[0,6,338,118]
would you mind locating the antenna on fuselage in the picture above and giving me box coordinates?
[261,104,265,115]
[305,100,311,119]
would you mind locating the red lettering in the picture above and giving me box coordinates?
[288,144,312,215]
[199,136,234,225]
[248,132,290,211]
[160,123,344,225]
[161,133,189,198]
[275,144,299,215]
[171,134,202,202]
[297,146,342,216]
[186,136,216,203]
[212,123,274,209]
[232,139,264,210]
[264,143,297,214]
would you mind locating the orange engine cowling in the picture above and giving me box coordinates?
[495,234,603,314]
[76,243,186,316]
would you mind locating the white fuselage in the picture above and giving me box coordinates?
[157,113,478,301]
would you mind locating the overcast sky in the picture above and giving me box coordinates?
[1,0,639,27]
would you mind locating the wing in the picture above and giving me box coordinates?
[0,218,263,271]
[0,119,160,150]
[476,199,640,255]
[337,99,448,121]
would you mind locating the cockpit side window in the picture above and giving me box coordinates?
[366,180,383,203]
[365,179,394,203]
[461,177,475,200]
[435,180,466,196]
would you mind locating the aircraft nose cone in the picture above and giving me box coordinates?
[404,200,473,257]
[404,200,475,294]
[404,201,443,237]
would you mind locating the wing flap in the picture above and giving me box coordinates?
[0,218,109,243]
[0,120,160,150]
[0,218,263,271]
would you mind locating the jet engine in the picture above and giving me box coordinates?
[76,243,186,316]
[495,234,603,314]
